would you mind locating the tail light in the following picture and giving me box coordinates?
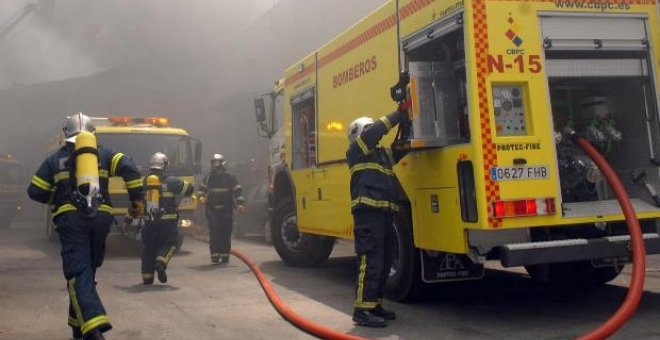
[492,198,556,218]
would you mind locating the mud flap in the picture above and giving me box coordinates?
[421,251,484,283]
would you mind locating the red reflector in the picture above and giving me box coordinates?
[493,201,505,218]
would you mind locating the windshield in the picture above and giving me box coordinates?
[98,133,193,175]
[0,162,21,184]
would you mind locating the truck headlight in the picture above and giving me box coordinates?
[179,219,193,228]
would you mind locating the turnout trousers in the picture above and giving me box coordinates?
[208,209,233,261]
[353,208,394,309]
[141,219,178,280]
[55,210,113,337]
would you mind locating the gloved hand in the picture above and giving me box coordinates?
[398,98,412,117]
[237,204,246,213]
[130,200,145,219]
[198,195,207,205]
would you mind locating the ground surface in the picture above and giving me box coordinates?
[1,218,659,339]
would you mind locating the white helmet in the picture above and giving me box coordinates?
[347,117,374,142]
[210,154,227,168]
[63,112,95,143]
[149,152,168,171]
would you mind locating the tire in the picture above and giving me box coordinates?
[525,261,624,287]
[271,198,334,267]
[385,207,425,302]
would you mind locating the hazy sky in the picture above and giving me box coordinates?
[0,0,280,88]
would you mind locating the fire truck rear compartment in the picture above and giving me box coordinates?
[548,69,660,218]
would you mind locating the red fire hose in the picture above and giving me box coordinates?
[225,135,645,340]
[230,248,370,340]
[575,136,647,340]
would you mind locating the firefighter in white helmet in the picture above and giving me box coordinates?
[27,113,144,340]
[140,152,194,285]
[197,154,245,264]
[346,103,410,327]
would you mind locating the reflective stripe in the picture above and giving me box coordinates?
[98,205,113,214]
[232,185,242,192]
[81,315,110,335]
[210,188,229,193]
[349,163,395,176]
[125,178,142,189]
[355,255,378,309]
[162,192,175,198]
[99,169,109,178]
[68,316,79,327]
[110,153,124,176]
[67,278,84,328]
[54,204,77,217]
[356,136,370,155]
[54,171,70,183]
[31,176,52,191]
[157,246,176,265]
[351,197,399,211]
[379,116,392,130]
[161,214,178,220]
[142,273,154,279]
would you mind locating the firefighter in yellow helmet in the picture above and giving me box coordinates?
[140,152,194,284]
[197,154,245,264]
[27,113,144,340]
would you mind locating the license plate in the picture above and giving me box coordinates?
[491,165,549,181]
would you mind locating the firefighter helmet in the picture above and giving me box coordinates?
[210,154,227,168]
[347,117,374,142]
[63,113,96,143]
[149,152,169,171]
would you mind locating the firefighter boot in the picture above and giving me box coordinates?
[155,261,167,283]
[352,308,387,327]
[83,329,106,340]
[372,305,396,320]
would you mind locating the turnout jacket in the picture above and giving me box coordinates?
[143,172,194,220]
[198,170,245,212]
[27,144,143,218]
[346,111,408,213]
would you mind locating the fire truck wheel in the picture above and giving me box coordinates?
[525,261,624,287]
[386,207,424,302]
[272,198,334,267]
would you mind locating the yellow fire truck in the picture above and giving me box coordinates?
[0,154,24,228]
[255,0,660,300]
[45,116,202,248]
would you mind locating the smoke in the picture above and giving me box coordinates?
[0,0,386,175]
[0,0,99,89]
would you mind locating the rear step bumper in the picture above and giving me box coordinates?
[500,233,660,268]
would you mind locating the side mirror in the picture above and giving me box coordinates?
[254,97,266,123]
[193,139,202,174]
[254,94,274,137]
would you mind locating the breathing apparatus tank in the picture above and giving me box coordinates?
[146,174,162,220]
[74,131,101,217]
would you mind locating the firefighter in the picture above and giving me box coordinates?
[141,152,194,284]
[27,113,144,340]
[197,154,245,264]
[346,107,409,327]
